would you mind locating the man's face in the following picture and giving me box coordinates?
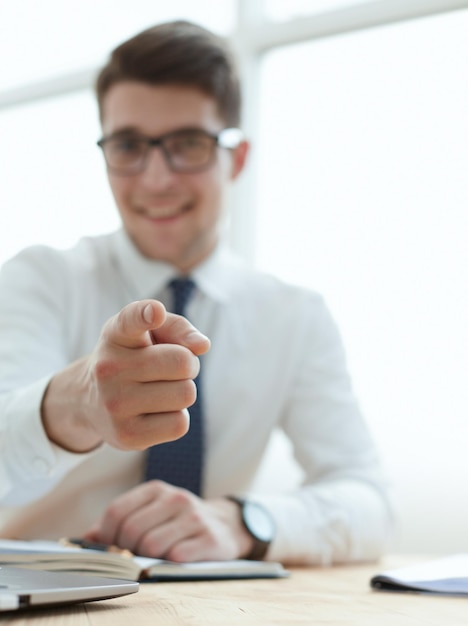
[100,82,247,270]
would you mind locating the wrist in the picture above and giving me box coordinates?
[41,360,102,453]
[211,497,255,559]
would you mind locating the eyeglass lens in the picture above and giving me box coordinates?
[101,130,216,174]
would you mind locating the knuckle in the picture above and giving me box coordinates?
[166,345,198,378]
[166,537,199,563]
[119,518,138,540]
[186,507,204,528]
[94,357,120,381]
[102,390,126,417]
[163,410,190,441]
[179,379,197,408]
[137,535,160,558]
[111,417,142,449]
[146,480,165,497]
[165,544,186,562]
[118,433,143,450]
[104,502,124,525]
[177,350,199,378]
[169,489,192,508]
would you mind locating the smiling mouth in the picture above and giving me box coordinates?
[137,203,191,220]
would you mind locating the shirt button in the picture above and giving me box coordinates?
[32,457,52,476]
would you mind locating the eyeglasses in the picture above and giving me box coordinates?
[97,127,244,175]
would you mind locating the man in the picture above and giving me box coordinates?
[0,21,391,564]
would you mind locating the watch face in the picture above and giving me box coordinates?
[244,502,276,542]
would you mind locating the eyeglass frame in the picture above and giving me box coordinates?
[96,126,244,175]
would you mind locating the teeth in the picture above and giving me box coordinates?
[147,208,180,218]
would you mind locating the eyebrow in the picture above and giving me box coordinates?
[105,126,144,138]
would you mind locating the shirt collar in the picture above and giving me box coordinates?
[110,229,247,303]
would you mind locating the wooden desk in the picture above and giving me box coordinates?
[2,557,466,625]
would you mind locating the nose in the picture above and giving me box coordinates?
[139,145,176,189]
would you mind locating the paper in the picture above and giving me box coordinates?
[371,554,468,595]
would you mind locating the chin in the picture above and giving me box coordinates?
[142,243,184,265]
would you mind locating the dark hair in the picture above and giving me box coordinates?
[96,20,241,126]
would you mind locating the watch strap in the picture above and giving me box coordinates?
[227,496,274,561]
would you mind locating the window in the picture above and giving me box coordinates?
[0,0,235,90]
[265,0,379,21]
[254,8,468,551]
[0,91,118,260]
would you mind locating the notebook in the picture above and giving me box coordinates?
[0,565,139,612]
[0,538,288,581]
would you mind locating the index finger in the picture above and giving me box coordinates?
[152,312,210,356]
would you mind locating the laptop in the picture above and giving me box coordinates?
[0,566,139,612]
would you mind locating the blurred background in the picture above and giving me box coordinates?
[1,0,467,555]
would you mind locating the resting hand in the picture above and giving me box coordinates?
[83,481,254,562]
[41,299,210,452]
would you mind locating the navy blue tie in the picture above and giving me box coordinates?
[143,278,204,495]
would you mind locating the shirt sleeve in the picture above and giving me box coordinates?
[0,247,95,505]
[251,292,393,565]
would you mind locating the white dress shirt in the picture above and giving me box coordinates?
[0,230,391,564]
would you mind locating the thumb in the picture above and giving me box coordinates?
[103,300,167,349]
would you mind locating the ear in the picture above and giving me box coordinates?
[229,140,250,181]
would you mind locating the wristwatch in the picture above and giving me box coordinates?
[227,496,276,560]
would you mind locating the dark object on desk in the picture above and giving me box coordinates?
[371,554,468,596]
